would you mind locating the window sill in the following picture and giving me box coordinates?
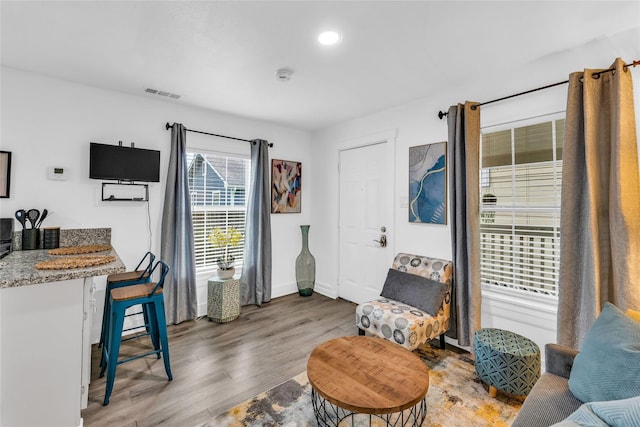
[481,284,558,315]
[196,267,218,281]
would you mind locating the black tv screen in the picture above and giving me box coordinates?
[90,142,160,182]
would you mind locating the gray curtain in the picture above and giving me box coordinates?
[557,58,640,348]
[161,123,198,324]
[240,139,272,306]
[446,102,482,348]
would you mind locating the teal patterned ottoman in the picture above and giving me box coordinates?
[474,328,540,397]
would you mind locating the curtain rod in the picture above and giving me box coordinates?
[437,59,640,120]
[165,123,273,147]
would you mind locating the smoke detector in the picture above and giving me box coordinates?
[275,68,293,82]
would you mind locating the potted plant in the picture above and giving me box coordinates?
[208,227,243,279]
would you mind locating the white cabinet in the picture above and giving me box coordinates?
[0,278,94,427]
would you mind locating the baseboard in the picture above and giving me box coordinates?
[314,281,338,299]
[195,279,338,315]
[272,281,297,299]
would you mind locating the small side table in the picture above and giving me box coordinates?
[207,274,241,323]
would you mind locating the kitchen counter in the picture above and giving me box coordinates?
[0,248,125,288]
[0,245,126,427]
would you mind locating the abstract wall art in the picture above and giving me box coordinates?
[271,159,302,213]
[408,142,446,224]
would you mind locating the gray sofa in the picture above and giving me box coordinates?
[511,343,583,427]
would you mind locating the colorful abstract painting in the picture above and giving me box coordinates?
[271,159,302,213]
[409,142,447,224]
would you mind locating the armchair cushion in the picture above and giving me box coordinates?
[380,268,448,316]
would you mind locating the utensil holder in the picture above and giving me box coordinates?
[43,227,60,249]
[22,229,40,250]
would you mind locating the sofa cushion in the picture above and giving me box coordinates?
[627,308,640,323]
[380,268,447,316]
[568,302,640,403]
[551,396,640,427]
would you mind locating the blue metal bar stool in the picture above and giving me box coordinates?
[100,260,172,406]
[99,252,155,349]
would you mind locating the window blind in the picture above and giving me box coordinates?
[186,151,249,270]
[480,118,564,297]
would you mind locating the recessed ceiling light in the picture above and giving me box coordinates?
[318,31,341,46]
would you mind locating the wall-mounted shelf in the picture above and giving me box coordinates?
[101,182,149,202]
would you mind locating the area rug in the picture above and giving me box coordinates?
[203,345,524,427]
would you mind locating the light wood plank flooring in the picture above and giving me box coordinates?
[82,293,356,427]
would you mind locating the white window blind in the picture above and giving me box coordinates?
[186,151,250,270]
[480,116,564,297]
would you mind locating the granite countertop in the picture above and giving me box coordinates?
[0,248,126,288]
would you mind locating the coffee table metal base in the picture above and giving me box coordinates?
[311,388,427,427]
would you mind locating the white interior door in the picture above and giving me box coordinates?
[338,141,394,304]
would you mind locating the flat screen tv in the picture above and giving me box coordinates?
[90,142,160,182]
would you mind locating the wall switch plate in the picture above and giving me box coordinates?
[47,167,69,180]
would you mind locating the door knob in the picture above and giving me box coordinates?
[373,234,387,248]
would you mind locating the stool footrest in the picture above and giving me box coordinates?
[117,349,162,365]
[121,331,151,342]
[125,311,144,317]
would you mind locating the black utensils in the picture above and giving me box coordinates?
[15,208,47,229]
[35,209,48,228]
[15,209,27,229]
[26,209,40,229]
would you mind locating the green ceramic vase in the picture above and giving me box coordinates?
[295,225,315,296]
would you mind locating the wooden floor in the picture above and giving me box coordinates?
[81,293,356,427]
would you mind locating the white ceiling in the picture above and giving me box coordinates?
[2,1,639,131]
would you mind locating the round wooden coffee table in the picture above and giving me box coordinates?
[307,336,429,426]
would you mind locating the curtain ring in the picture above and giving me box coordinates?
[623,65,629,73]
[592,72,601,80]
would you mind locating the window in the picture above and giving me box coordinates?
[480,115,564,297]
[186,150,250,270]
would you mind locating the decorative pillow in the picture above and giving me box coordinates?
[550,404,607,427]
[380,268,448,316]
[627,308,640,323]
[551,396,640,427]
[568,303,640,403]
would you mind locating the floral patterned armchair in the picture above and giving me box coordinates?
[355,253,453,351]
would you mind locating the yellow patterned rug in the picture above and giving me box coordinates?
[204,345,524,427]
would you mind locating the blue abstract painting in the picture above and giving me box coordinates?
[409,142,447,224]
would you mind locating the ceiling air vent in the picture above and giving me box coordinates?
[144,88,181,99]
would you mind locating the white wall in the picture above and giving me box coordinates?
[0,67,312,331]
[2,57,639,353]
[310,62,640,354]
